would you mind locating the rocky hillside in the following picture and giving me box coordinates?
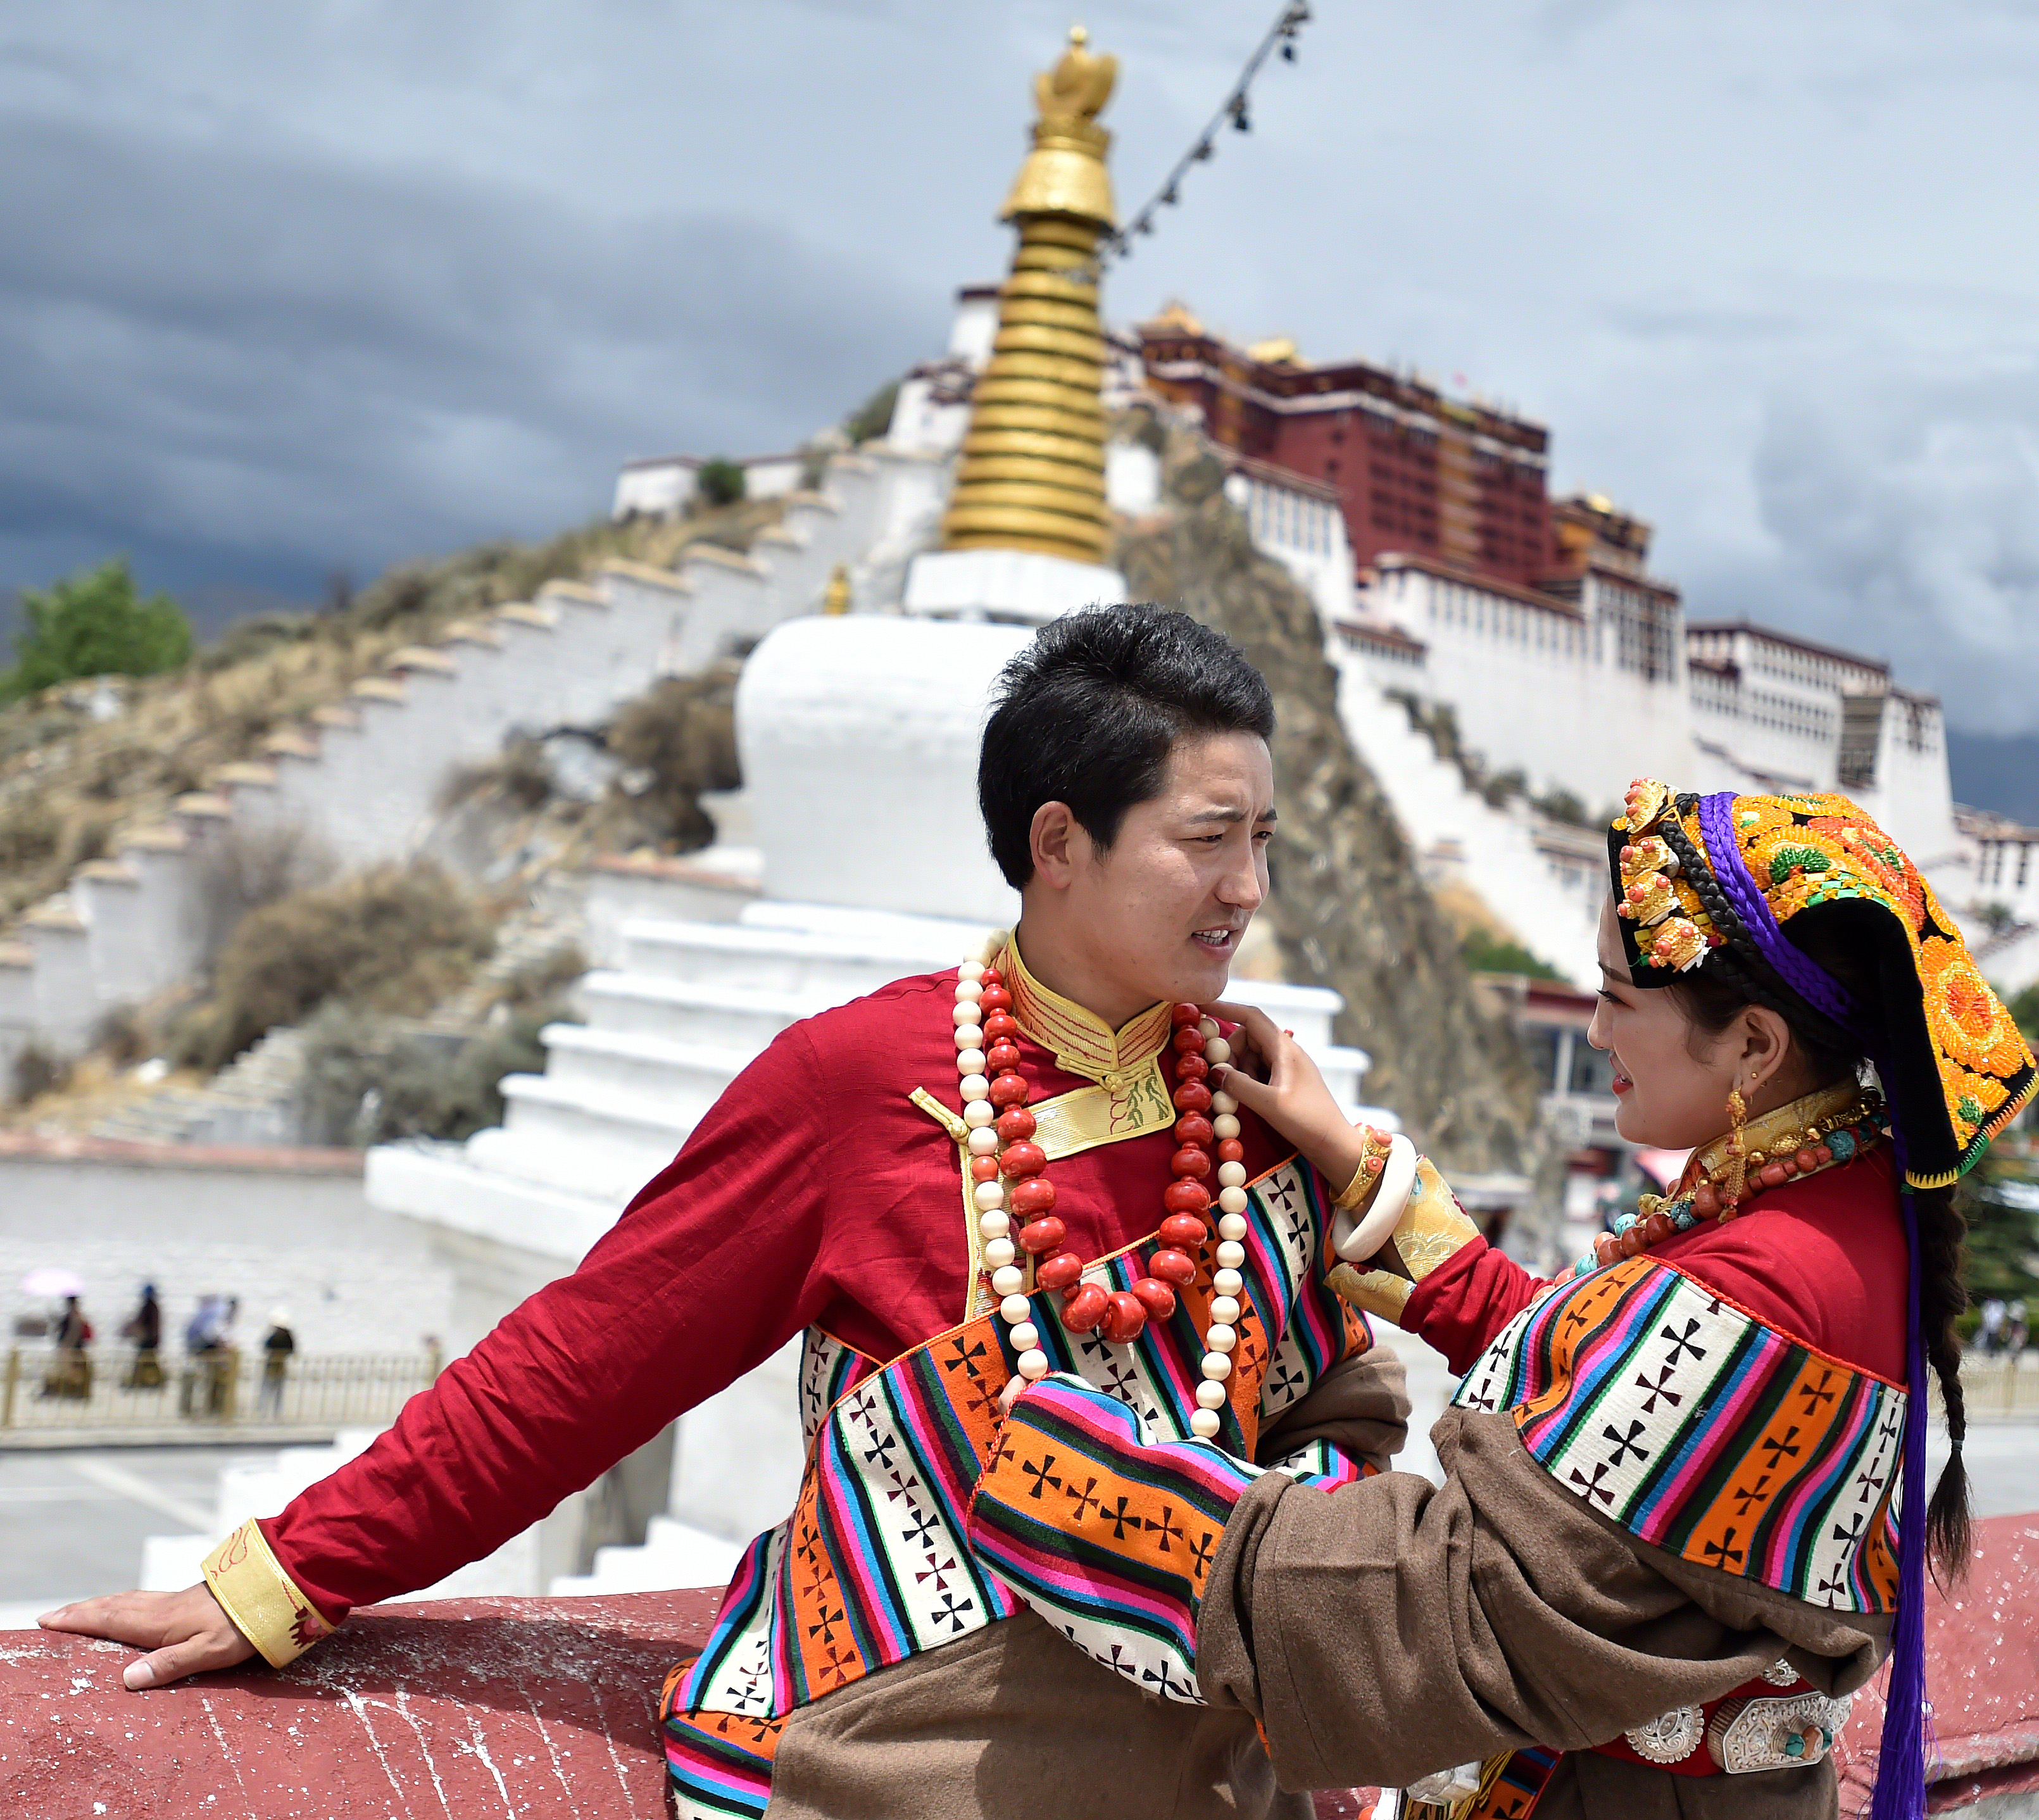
[0,501,780,932]
[1119,428,1553,1186]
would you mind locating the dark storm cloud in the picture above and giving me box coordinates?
[0,99,932,598]
[3,0,2039,739]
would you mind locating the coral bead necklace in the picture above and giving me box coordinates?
[952,960,1252,1440]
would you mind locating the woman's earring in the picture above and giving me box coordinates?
[1721,1086,1748,1213]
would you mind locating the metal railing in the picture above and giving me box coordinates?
[1947,1352,2039,1421]
[0,1348,442,1434]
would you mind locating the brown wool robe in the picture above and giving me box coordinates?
[765,1346,1412,1820]
[1195,1405,1893,1819]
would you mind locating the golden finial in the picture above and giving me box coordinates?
[1032,25,1117,122]
[821,562,851,616]
[941,27,1119,567]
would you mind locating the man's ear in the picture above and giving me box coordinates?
[1029,801,1085,890]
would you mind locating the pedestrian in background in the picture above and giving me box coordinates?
[43,1296,92,1400]
[259,1309,295,1417]
[121,1284,163,1390]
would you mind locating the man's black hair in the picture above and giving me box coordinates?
[977,605,1276,888]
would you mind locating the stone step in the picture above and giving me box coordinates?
[618,917,960,999]
[576,970,815,1051]
[530,1023,753,1115]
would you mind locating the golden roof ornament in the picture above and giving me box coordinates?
[939,26,1119,567]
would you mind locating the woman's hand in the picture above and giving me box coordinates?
[39,1584,255,1689]
[1208,1002,1371,1194]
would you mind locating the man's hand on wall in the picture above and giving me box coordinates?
[39,1585,256,1689]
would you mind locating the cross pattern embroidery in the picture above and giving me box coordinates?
[1188,1530,1217,1579]
[1020,1453,1062,1500]
[1797,1369,1838,1418]
[1633,1365,1683,1414]
[1602,1420,1650,1468]
[862,1429,899,1472]
[1145,1505,1185,1554]
[1659,1319,1708,1367]
[1854,1465,1887,1507]
[1064,1476,1103,1523]
[1103,1496,1140,1540]
[1267,1360,1308,1407]
[943,1336,989,1381]
[1702,1528,1746,1569]
[1829,1511,1867,1552]
[900,1509,941,1548]
[913,1552,959,1592]
[1569,1461,1616,1507]
[1759,1427,1804,1473]
[1142,1662,1198,1700]
[1733,1474,1774,1517]
[929,1590,975,1635]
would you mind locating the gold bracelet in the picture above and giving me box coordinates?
[1333,1124,1396,1210]
[201,1519,334,1669]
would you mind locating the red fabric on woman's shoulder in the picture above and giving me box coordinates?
[1404,1146,1908,1384]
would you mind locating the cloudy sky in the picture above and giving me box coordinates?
[4,0,2038,751]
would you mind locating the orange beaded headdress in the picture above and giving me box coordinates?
[1608,777,2035,1190]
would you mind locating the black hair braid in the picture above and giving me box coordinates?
[1916,1183,1972,1584]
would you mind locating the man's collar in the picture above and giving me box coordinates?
[996,931,1174,1089]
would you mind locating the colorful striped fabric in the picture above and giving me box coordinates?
[662,1158,1374,1818]
[967,1376,1268,1703]
[1454,1255,1905,1612]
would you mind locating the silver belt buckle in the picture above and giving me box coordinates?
[1707,1692,1854,1773]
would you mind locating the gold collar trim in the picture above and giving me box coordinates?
[996,931,1174,1089]
[1683,1081,1873,1191]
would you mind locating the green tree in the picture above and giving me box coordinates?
[2,557,193,703]
[694,458,746,508]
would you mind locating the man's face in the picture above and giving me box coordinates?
[1062,732,1276,1013]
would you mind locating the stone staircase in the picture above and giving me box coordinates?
[91,1024,310,1147]
[0,449,949,1084]
[86,888,591,1148]
[1327,640,1603,985]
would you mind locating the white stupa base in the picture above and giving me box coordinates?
[903,548,1127,625]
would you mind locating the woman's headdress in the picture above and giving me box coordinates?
[1609,779,2033,1186]
[1609,780,2035,1819]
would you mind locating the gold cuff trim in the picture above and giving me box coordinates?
[201,1519,333,1668]
[1327,1158,1481,1329]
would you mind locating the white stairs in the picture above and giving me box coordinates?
[0,451,944,1085]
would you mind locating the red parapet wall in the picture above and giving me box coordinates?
[3,1517,2032,1817]
[0,1590,720,1817]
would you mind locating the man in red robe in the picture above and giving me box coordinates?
[45,606,1407,1820]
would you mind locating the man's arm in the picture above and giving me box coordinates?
[44,1020,839,1685]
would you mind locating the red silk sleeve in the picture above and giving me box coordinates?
[260,1017,838,1619]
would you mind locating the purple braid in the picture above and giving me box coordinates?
[1695,793,1862,1032]
[1869,1098,1932,1820]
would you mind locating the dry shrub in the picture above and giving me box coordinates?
[91,1004,149,1068]
[438,737,553,815]
[170,861,495,1073]
[9,1040,71,1107]
[298,998,555,1147]
[194,824,335,962]
[603,665,741,853]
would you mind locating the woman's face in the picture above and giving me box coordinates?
[1586,896,1744,1147]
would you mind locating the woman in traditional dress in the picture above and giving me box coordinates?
[970,781,2033,1818]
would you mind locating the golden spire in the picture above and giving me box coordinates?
[939,27,1118,567]
[820,561,851,615]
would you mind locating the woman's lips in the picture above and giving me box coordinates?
[1610,1063,1633,1096]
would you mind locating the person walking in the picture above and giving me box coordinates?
[258,1310,295,1418]
[120,1284,163,1390]
[44,1296,93,1400]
